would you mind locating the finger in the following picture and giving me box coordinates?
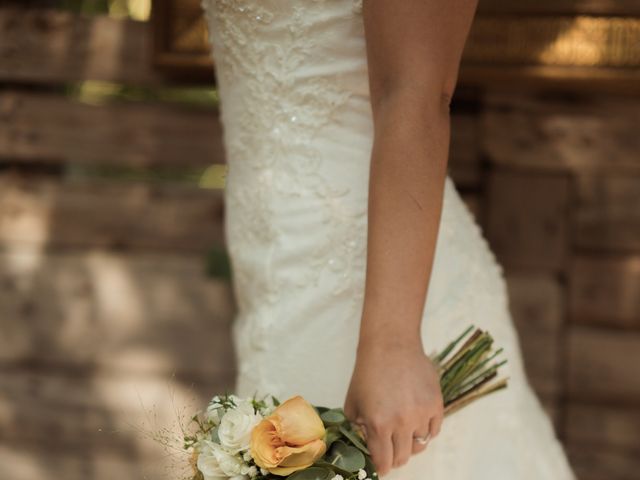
[391,426,413,468]
[366,423,394,476]
[429,412,443,438]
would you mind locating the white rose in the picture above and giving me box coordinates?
[198,440,247,478]
[197,441,228,480]
[217,400,262,453]
[357,469,367,480]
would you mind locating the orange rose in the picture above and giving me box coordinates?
[250,395,326,476]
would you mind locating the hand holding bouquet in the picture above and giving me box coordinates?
[180,327,507,480]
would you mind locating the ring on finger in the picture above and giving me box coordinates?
[412,433,431,445]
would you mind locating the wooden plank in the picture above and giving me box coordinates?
[0,175,224,252]
[0,7,165,86]
[506,273,564,399]
[0,91,225,167]
[0,252,236,378]
[477,0,640,15]
[567,327,640,403]
[0,444,167,480]
[570,256,640,329]
[0,369,226,453]
[566,403,640,453]
[460,192,482,224]
[574,175,640,252]
[567,446,640,480]
[482,94,640,172]
[0,370,223,480]
[486,169,569,271]
[448,114,481,188]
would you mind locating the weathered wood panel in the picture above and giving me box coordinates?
[0,91,225,167]
[567,327,640,403]
[566,404,640,453]
[486,169,569,271]
[0,7,164,86]
[448,114,481,188]
[570,256,640,329]
[0,369,225,453]
[506,273,564,399]
[460,192,482,224]
[0,252,236,378]
[478,0,640,15]
[482,94,640,172]
[567,446,640,480]
[0,444,163,480]
[574,175,640,252]
[0,175,224,252]
[0,370,217,480]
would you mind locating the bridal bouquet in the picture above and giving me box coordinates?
[177,326,507,480]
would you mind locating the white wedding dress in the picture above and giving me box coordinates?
[201,1,575,478]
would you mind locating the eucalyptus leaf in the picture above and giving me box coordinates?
[313,461,352,478]
[320,409,346,425]
[324,426,342,448]
[338,425,370,455]
[286,466,333,480]
[325,440,366,472]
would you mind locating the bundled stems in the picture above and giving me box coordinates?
[432,326,509,412]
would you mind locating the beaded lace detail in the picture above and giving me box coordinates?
[201,0,369,396]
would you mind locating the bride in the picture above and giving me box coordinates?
[200,0,575,478]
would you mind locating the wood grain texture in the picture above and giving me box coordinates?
[482,93,640,172]
[486,169,570,271]
[574,175,640,252]
[506,273,564,399]
[477,0,640,15]
[566,403,640,453]
[0,175,224,252]
[0,252,236,378]
[567,446,640,480]
[448,114,481,188]
[0,367,224,480]
[567,326,640,403]
[0,7,163,86]
[0,91,225,167]
[569,255,640,329]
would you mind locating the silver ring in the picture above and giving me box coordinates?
[413,433,430,445]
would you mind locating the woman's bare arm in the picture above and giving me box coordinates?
[344,0,479,475]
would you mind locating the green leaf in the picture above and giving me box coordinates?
[313,461,352,478]
[338,425,370,455]
[286,466,334,480]
[324,426,342,449]
[320,409,346,425]
[325,440,366,473]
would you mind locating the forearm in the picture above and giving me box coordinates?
[358,91,450,352]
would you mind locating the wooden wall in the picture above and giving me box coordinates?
[1,4,639,480]
[451,92,640,480]
[0,6,235,480]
